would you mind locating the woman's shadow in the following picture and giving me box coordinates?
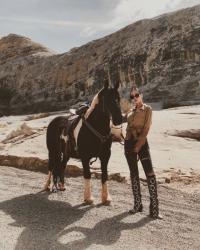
[59,210,152,249]
[0,192,93,250]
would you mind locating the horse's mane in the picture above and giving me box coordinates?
[84,89,104,119]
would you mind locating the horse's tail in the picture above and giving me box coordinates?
[46,116,68,184]
[46,117,61,152]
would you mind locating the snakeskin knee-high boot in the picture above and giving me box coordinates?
[129,175,143,214]
[147,175,162,219]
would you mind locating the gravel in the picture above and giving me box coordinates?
[0,166,199,250]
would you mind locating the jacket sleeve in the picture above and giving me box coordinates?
[135,107,152,149]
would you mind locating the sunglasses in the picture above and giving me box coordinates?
[130,93,140,99]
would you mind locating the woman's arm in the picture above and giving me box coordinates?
[134,107,152,152]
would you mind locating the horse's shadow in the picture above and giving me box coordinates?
[0,193,152,250]
[0,192,92,250]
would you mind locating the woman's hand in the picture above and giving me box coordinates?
[111,125,124,142]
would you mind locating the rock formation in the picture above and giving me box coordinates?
[0,5,200,115]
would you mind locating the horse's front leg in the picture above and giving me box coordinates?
[100,149,111,205]
[82,157,94,204]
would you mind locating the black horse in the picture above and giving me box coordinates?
[44,79,122,204]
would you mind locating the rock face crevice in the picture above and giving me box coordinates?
[0,5,200,115]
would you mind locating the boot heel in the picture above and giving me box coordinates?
[129,204,143,214]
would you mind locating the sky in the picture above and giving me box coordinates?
[0,0,199,53]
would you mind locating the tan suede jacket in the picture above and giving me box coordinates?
[125,104,152,149]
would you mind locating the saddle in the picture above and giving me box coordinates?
[63,103,89,157]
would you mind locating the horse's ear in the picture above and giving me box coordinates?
[114,80,120,90]
[98,87,106,98]
[97,77,109,98]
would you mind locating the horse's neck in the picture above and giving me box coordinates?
[87,106,110,132]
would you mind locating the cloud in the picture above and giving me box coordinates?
[79,0,200,38]
[78,0,174,37]
[0,0,118,23]
[0,0,199,52]
[0,16,92,28]
[80,26,98,37]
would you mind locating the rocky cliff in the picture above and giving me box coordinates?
[0,5,200,115]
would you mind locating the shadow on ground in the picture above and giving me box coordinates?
[0,192,152,249]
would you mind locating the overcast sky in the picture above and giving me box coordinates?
[0,0,199,53]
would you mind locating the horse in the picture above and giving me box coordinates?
[44,79,122,204]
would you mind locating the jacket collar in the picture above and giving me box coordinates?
[133,104,145,111]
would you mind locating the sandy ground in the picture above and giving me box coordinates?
[0,166,199,250]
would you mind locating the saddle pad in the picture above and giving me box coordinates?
[74,118,83,146]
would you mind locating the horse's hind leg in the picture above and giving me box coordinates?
[44,150,61,192]
[82,158,94,204]
[44,171,52,191]
[100,150,111,205]
[51,151,64,192]
[58,157,67,191]
[58,141,70,191]
[44,151,54,191]
[44,150,55,191]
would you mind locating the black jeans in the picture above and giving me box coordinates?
[124,137,154,178]
[125,137,160,217]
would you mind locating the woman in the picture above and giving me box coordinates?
[124,87,162,219]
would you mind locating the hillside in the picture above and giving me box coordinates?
[0,5,200,115]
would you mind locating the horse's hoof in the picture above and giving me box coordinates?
[58,183,66,191]
[45,187,51,192]
[102,196,112,206]
[84,199,94,205]
[102,200,111,206]
[52,187,58,193]
[43,185,51,192]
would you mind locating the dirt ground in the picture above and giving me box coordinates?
[0,166,199,250]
